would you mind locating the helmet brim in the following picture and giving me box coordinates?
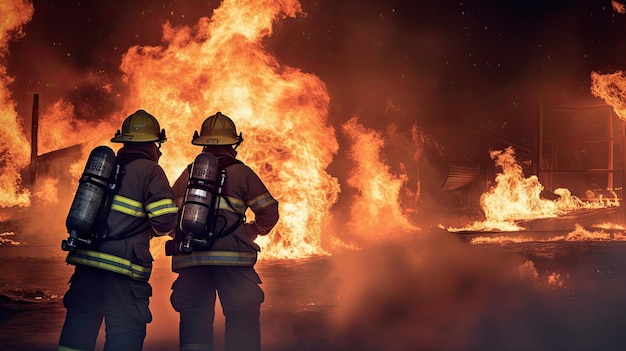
[111,133,163,143]
[191,135,239,146]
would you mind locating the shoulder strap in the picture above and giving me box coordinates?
[213,156,244,239]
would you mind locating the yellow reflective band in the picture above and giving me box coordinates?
[247,192,276,210]
[226,196,245,207]
[66,249,152,281]
[58,346,85,351]
[111,195,146,218]
[218,196,241,213]
[146,198,178,217]
[172,250,257,270]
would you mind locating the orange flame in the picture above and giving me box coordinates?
[449,147,618,232]
[0,0,33,208]
[591,70,626,120]
[470,223,626,244]
[612,1,626,14]
[1,0,427,260]
[341,116,419,241]
[32,177,59,206]
[37,100,116,155]
[116,0,341,259]
[0,231,21,245]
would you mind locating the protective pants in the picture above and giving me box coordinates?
[171,265,264,351]
[58,266,152,351]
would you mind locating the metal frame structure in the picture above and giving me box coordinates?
[537,101,622,200]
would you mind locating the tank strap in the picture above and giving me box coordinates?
[171,250,257,270]
[66,249,151,281]
[215,156,245,231]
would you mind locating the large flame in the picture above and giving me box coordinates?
[116,0,341,259]
[0,0,33,208]
[2,0,423,259]
[5,0,626,261]
[342,115,419,241]
[449,147,618,232]
[37,101,115,155]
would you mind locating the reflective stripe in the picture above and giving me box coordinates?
[219,195,243,213]
[223,195,245,213]
[247,192,277,211]
[66,249,152,281]
[172,250,257,270]
[181,344,212,351]
[217,193,277,215]
[146,198,178,218]
[111,195,146,218]
[58,345,86,351]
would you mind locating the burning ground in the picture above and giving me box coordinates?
[3,0,626,350]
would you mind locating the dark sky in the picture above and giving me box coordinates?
[6,0,626,163]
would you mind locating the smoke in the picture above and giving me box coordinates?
[252,229,616,351]
[15,175,74,246]
[257,230,626,351]
[323,232,530,350]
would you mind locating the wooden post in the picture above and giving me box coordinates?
[622,119,626,221]
[536,98,543,180]
[30,93,38,186]
[607,110,613,189]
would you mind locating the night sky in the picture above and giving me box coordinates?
[6,0,626,164]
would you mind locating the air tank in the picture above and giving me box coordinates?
[64,146,116,249]
[179,152,220,252]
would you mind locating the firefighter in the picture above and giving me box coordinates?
[169,112,280,351]
[58,110,179,351]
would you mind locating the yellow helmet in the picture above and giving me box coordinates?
[111,110,166,143]
[192,112,242,146]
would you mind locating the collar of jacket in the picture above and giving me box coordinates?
[202,145,237,159]
[118,143,159,163]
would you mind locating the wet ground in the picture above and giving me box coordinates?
[2,229,626,351]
